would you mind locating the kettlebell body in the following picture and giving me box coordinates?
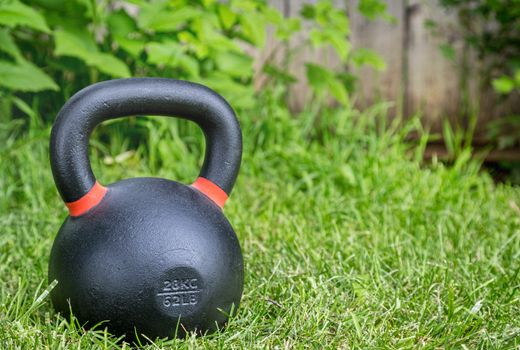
[48,78,243,339]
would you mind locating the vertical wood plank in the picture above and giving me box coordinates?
[348,0,405,117]
[406,0,463,131]
[406,0,476,132]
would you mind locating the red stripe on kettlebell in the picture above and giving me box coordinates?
[65,181,108,217]
[191,177,228,208]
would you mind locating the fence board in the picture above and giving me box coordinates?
[406,0,463,131]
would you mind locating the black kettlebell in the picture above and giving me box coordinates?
[48,78,243,340]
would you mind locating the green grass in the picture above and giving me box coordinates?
[0,102,519,349]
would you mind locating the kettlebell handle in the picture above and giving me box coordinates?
[50,78,242,212]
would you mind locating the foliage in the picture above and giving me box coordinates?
[0,0,389,128]
[0,0,270,117]
[439,0,519,84]
[492,69,520,95]
[436,0,520,148]
[357,0,395,23]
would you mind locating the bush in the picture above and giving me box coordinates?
[0,0,390,126]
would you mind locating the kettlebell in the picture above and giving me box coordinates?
[48,78,243,340]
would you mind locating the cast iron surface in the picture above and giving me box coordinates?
[48,78,243,340]
[49,178,243,338]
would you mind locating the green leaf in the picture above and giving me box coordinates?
[177,54,200,78]
[305,63,332,90]
[146,41,182,66]
[192,14,221,43]
[54,29,97,56]
[300,4,316,19]
[11,95,36,118]
[0,29,21,60]
[178,31,210,59]
[514,69,520,84]
[201,73,256,109]
[262,6,283,24]
[337,72,357,93]
[214,51,253,78]
[263,63,297,84]
[327,9,349,34]
[358,0,387,20]
[438,43,456,62]
[309,29,350,61]
[146,41,200,78]
[261,6,284,26]
[202,0,216,7]
[492,76,515,94]
[424,19,437,29]
[328,79,349,105]
[114,35,145,57]
[230,0,258,12]
[306,63,350,105]
[139,6,201,32]
[54,29,130,78]
[326,29,350,61]
[275,17,300,41]
[0,0,50,33]
[0,59,58,91]
[218,4,237,29]
[239,12,265,46]
[89,53,131,78]
[352,48,386,71]
[205,32,242,53]
[309,29,325,48]
[107,10,137,37]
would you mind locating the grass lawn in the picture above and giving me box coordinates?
[1,104,519,349]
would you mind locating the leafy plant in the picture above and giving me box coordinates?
[492,68,520,95]
[433,0,520,148]
[260,0,389,111]
[0,0,391,124]
[0,2,56,92]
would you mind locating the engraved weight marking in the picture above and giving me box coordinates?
[158,278,201,308]
[162,278,198,292]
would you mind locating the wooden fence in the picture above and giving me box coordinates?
[257,0,519,143]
